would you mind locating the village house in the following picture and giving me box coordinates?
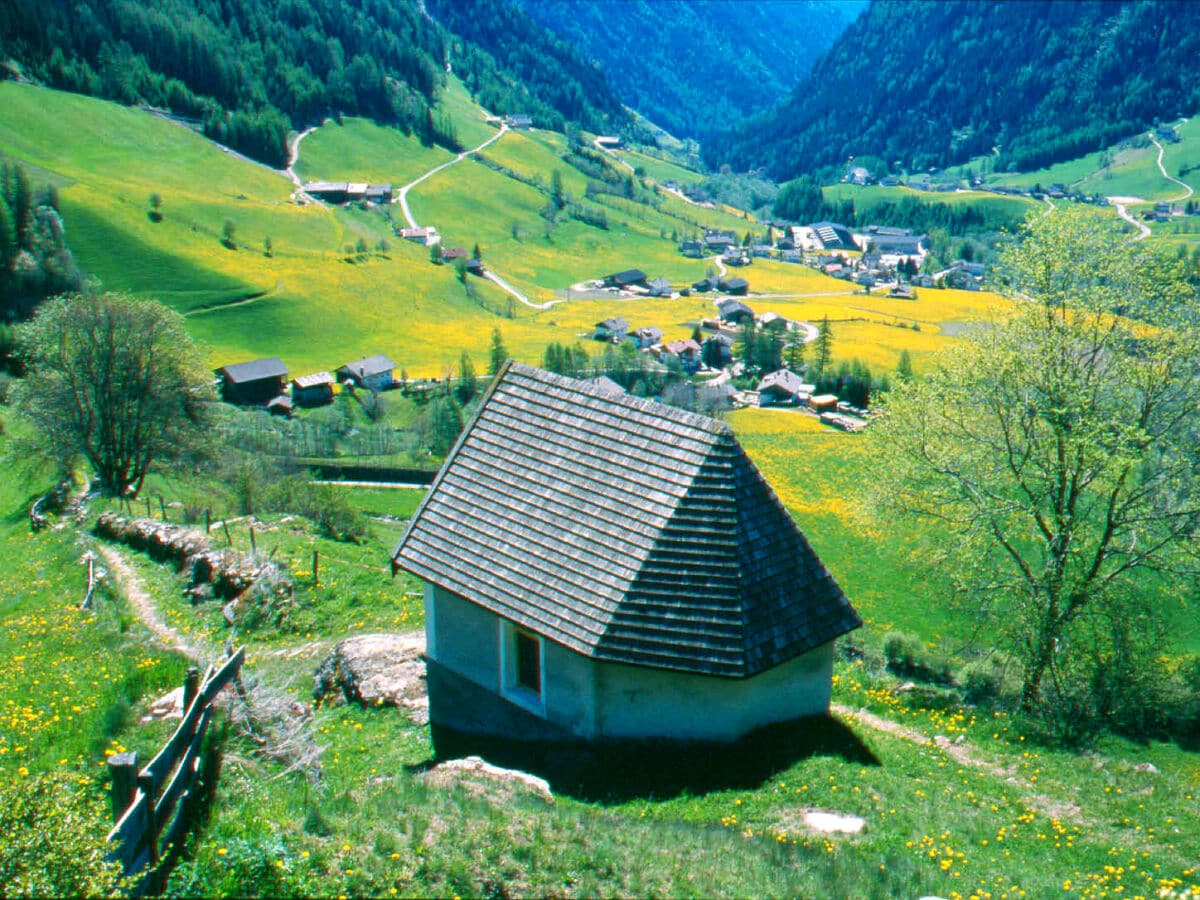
[304,182,392,205]
[702,332,734,366]
[401,226,439,246]
[717,298,754,324]
[441,246,469,262]
[660,338,701,373]
[217,357,288,406]
[717,276,750,296]
[390,363,861,747]
[594,317,630,342]
[594,135,623,149]
[631,325,663,349]
[337,355,396,392]
[691,275,719,293]
[679,239,704,258]
[504,114,533,129]
[756,369,813,406]
[758,311,789,332]
[291,371,336,407]
[603,269,648,290]
[808,393,839,414]
[647,277,673,298]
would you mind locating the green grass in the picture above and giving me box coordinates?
[293,117,454,187]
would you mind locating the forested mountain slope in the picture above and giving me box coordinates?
[512,0,865,140]
[0,0,629,167]
[706,0,1200,180]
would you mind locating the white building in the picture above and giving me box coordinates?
[391,363,861,748]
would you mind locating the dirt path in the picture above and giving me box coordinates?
[832,702,1082,822]
[396,125,508,229]
[285,126,319,190]
[95,544,207,662]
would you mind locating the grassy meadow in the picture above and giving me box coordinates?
[3,72,1200,900]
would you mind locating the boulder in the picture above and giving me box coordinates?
[422,756,553,804]
[313,633,427,723]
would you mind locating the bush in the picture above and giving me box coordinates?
[881,631,953,684]
[0,772,125,897]
[958,653,1021,706]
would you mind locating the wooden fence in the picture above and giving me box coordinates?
[107,647,245,894]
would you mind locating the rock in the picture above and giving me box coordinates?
[140,686,184,723]
[422,756,553,804]
[313,633,428,723]
[222,597,240,625]
[802,810,866,834]
[1133,762,1159,774]
[892,681,917,694]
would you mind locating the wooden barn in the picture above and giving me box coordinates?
[217,357,288,406]
[391,363,861,748]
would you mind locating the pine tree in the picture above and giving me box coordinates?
[489,327,509,375]
[814,316,834,379]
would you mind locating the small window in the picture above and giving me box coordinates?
[500,621,546,716]
[514,629,542,696]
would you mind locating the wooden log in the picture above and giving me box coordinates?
[158,496,167,521]
[108,751,138,821]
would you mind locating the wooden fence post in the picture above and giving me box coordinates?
[146,497,152,519]
[183,666,201,713]
[222,520,233,547]
[108,751,138,821]
[137,772,159,866]
[313,549,319,586]
[205,509,211,534]
[249,524,256,557]
[158,496,167,521]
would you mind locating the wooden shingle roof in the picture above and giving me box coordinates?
[392,362,860,678]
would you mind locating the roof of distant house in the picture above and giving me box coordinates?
[220,357,288,384]
[341,355,396,379]
[391,363,860,678]
[293,371,335,389]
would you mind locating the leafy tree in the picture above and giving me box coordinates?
[221,219,236,249]
[429,242,442,264]
[14,292,214,497]
[550,169,565,210]
[489,327,509,375]
[896,348,913,380]
[148,191,163,222]
[868,208,1200,731]
[263,235,273,257]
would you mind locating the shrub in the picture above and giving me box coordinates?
[882,631,953,684]
[958,653,1021,706]
[0,772,125,897]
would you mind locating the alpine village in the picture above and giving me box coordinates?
[4,1,1200,897]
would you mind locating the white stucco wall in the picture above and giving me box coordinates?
[594,643,834,741]
[426,585,599,738]
[426,585,834,743]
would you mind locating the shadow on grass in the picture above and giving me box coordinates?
[411,715,879,804]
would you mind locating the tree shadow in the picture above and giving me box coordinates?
[409,714,879,804]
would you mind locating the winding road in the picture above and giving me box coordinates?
[1148,131,1194,203]
[396,124,508,229]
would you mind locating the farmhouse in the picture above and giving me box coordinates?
[401,226,439,245]
[595,317,630,342]
[337,355,396,392]
[756,369,812,406]
[717,298,754,323]
[679,239,704,258]
[505,113,533,129]
[631,325,663,349]
[291,371,336,407]
[391,363,861,746]
[304,182,393,205]
[660,338,701,373]
[603,269,648,290]
[718,276,750,296]
[702,332,734,366]
[647,277,673,297]
[217,357,288,406]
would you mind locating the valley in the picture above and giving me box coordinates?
[3,2,1200,896]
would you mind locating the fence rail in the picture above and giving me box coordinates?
[107,647,244,893]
